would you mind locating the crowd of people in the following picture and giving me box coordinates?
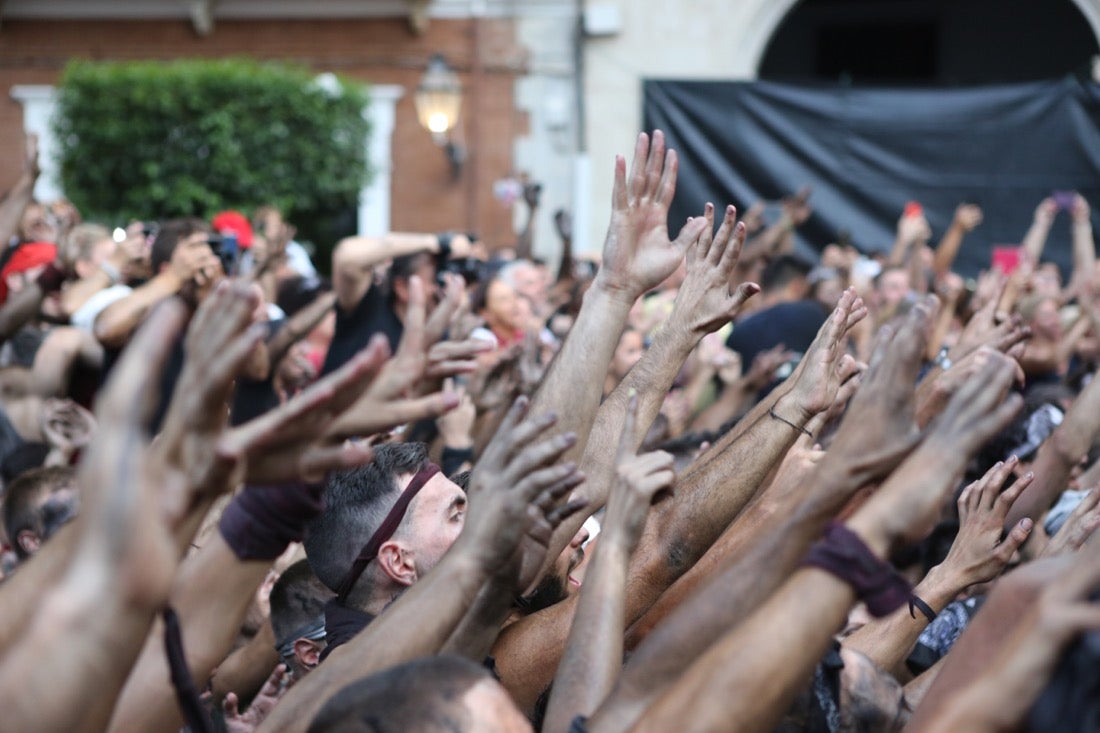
[0,126,1098,733]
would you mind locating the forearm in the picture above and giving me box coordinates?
[925,295,958,359]
[932,224,966,278]
[1070,220,1095,292]
[210,621,279,701]
[332,232,441,272]
[596,469,854,732]
[109,536,272,733]
[529,283,634,465]
[655,391,807,566]
[842,564,959,676]
[440,572,515,660]
[1021,219,1052,262]
[632,568,855,733]
[546,323,697,566]
[260,549,488,733]
[94,273,181,348]
[545,540,631,733]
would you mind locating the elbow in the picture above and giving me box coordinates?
[93,317,127,350]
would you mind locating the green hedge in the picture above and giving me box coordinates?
[52,58,371,245]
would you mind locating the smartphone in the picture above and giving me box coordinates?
[991,246,1022,275]
[1053,190,1076,211]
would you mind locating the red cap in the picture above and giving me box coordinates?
[212,210,253,248]
[0,242,57,303]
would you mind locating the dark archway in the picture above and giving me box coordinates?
[760,0,1100,85]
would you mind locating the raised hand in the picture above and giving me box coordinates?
[953,203,984,232]
[942,458,1034,588]
[823,298,931,484]
[669,203,760,336]
[783,287,867,420]
[855,356,1022,551]
[596,130,708,301]
[1041,489,1100,558]
[458,396,586,589]
[220,337,388,484]
[222,664,290,733]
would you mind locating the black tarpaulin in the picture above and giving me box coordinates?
[642,78,1100,276]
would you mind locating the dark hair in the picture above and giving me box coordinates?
[384,252,435,302]
[307,655,491,733]
[150,217,210,275]
[270,559,333,648]
[760,255,812,292]
[304,442,429,596]
[3,466,77,559]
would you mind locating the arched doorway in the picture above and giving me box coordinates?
[757,0,1100,85]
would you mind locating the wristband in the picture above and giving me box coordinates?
[35,262,66,294]
[909,594,937,623]
[802,522,911,617]
[218,481,325,561]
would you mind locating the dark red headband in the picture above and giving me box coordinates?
[336,463,441,602]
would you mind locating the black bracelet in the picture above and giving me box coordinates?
[769,407,813,439]
[909,594,937,623]
[436,231,453,259]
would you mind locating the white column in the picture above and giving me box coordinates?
[9,85,61,202]
[359,84,405,236]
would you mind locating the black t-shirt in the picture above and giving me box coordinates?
[321,285,403,377]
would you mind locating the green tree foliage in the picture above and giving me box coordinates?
[52,59,371,234]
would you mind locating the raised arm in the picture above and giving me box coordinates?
[330,232,471,312]
[932,203,982,278]
[1068,193,1096,297]
[543,398,673,733]
[631,357,1021,733]
[910,550,1100,733]
[539,202,755,578]
[0,301,194,733]
[525,131,706,467]
[1021,197,1058,265]
[842,459,1033,677]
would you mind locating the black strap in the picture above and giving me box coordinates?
[163,606,214,733]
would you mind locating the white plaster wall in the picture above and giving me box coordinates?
[580,0,1100,253]
[514,2,582,263]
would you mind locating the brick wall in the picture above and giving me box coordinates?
[0,17,526,248]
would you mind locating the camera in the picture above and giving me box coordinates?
[206,232,239,274]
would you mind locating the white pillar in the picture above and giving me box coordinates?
[10,85,61,202]
[359,84,405,236]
